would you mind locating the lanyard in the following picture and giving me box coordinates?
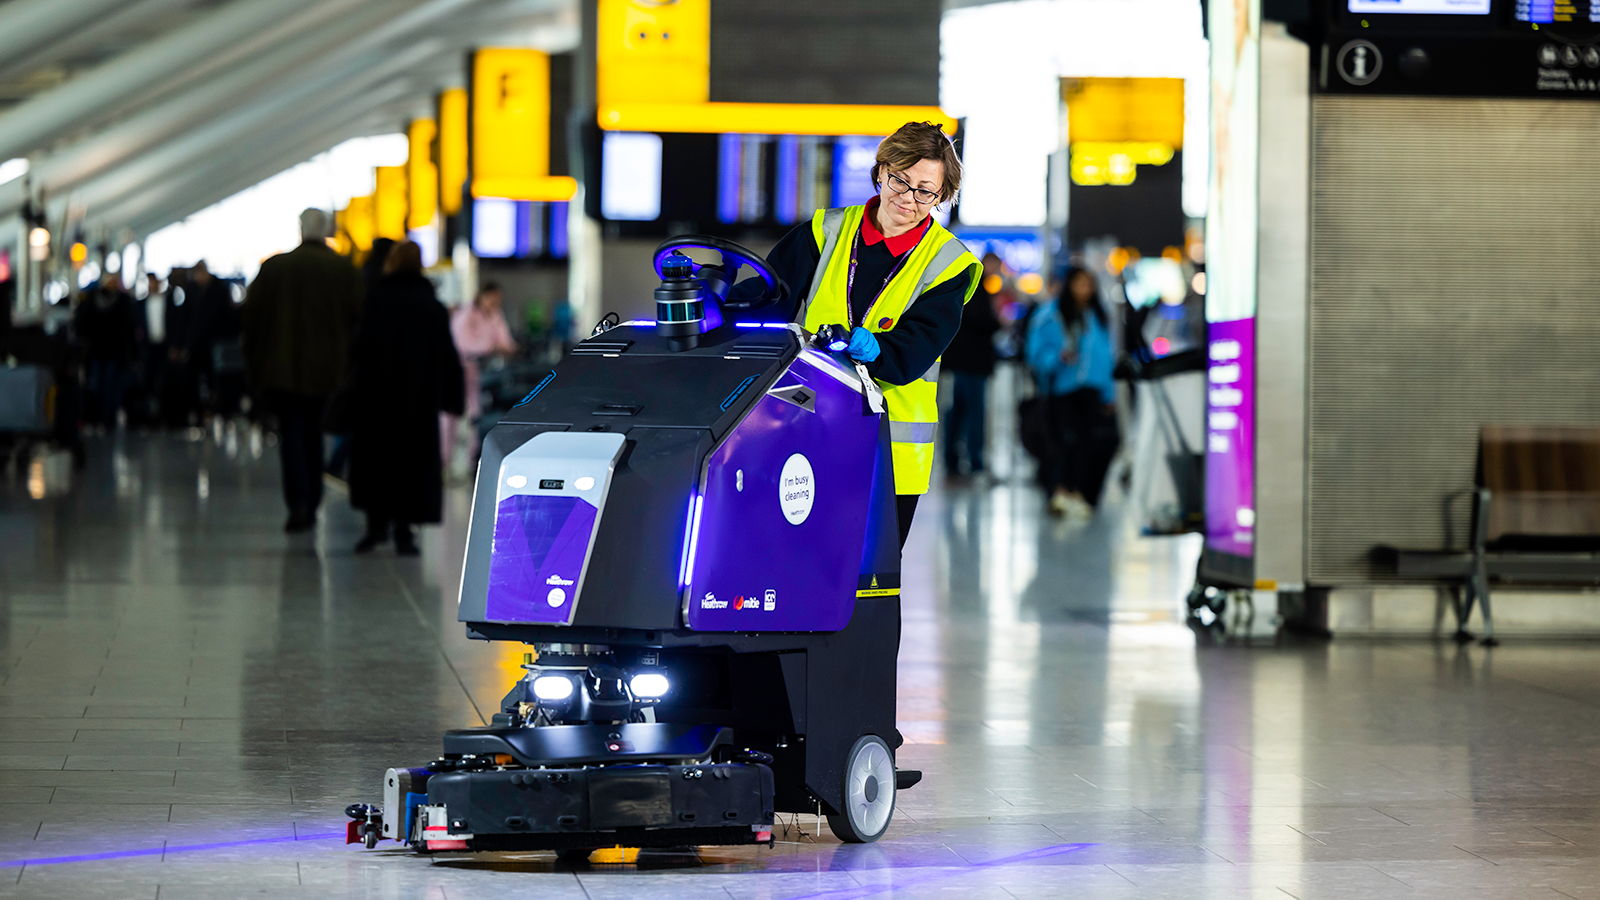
[845,231,912,329]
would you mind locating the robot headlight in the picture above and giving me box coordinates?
[629,672,670,699]
[828,339,848,352]
[532,675,576,702]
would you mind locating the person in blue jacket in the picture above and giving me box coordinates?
[1025,266,1119,517]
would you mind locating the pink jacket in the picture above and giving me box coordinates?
[451,304,515,360]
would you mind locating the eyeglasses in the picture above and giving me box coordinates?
[885,172,940,206]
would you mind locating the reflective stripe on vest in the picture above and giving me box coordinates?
[910,239,977,310]
[802,205,979,495]
[890,421,938,443]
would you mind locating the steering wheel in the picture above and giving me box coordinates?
[652,236,786,312]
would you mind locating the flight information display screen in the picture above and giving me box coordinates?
[1515,0,1600,23]
[1347,0,1490,13]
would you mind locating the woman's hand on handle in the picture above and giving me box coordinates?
[847,327,882,364]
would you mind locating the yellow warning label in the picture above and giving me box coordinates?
[856,589,900,598]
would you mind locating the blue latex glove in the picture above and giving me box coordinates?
[846,326,881,363]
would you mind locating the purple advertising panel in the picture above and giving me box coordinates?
[685,355,880,632]
[1205,318,1255,559]
[486,495,598,624]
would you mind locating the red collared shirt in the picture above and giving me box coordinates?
[860,197,931,257]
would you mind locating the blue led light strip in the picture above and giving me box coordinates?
[512,371,557,408]
[720,375,758,411]
[677,494,698,588]
[684,495,705,586]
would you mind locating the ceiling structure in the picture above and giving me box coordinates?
[0,0,578,241]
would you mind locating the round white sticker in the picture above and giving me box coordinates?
[779,453,815,525]
[546,588,566,607]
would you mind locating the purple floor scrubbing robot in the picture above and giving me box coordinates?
[350,236,919,855]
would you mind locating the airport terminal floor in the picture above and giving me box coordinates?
[3,426,1600,899]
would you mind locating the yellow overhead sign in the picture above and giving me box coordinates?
[598,102,957,136]
[374,165,407,241]
[407,118,438,230]
[438,88,467,216]
[1063,77,1184,148]
[592,1,951,142]
[597,0,709,105]
[476,175,578,202]
[1071,141,1175,186]
[344,195,374,253]
[472,48,554,201]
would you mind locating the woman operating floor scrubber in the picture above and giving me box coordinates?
[754,121,981,548]
[350,123,978,854]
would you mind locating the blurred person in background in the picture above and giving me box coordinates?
[551,300,573,359]
[361,237,395,291]
[134,272,168,425]
[942,252,1003,483]
[1026,267,1119,518]
[182,260,242,417]
[241,208,363,532]
[445,280,516,472]
[161,267,195,426]
[348,240,463,556]
[73,273,139,429]
[325,237,394,481]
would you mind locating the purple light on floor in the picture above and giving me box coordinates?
[0,831,345,869]
[780,842,1095,900]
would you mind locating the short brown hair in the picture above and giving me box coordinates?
[383,240,423,275]
[872,122,962,204]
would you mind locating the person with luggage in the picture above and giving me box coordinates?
[1025,266,1119,518]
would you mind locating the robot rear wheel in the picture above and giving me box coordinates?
[826,734,896,843]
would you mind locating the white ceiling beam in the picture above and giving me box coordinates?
[117,101,425,237]
[89,81,422,232]
[64,40,443,219]
[3,0,567,214]
[0,0,203,83]
[0,0,406,215]
[0,0,137,76]
[118,104,418,236]
[0,0,340,162]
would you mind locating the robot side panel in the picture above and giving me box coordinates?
[685,357,880,632]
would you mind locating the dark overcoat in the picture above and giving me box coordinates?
[348,273,464,524]
[240,241,363,396]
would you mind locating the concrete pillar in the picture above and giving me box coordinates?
[567,0,602,339]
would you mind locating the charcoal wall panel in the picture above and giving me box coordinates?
[1307,95,1600,582]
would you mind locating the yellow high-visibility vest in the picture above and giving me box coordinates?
[800,205,979,495]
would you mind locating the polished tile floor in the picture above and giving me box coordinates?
[3,424,1600,899]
